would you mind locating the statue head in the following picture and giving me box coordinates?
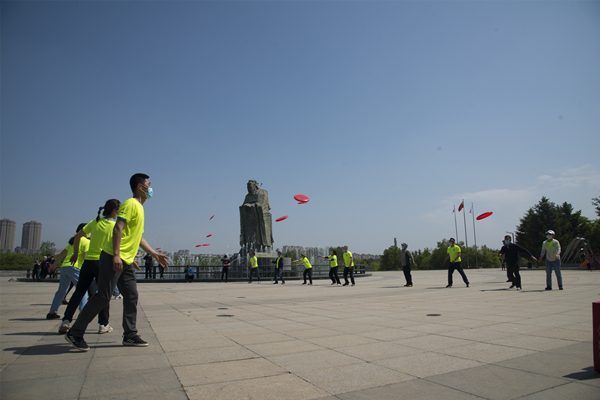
[247,180,260,195]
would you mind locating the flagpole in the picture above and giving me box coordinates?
[453,205,459,243]
[471,203,478,268]
[462,199,469,268]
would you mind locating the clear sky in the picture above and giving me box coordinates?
[2,1,599,256]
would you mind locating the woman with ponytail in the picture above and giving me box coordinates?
[58,199,121,334]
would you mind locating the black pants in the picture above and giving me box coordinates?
[507,261,521,288]
[158,266,164,279]
[221,266,229,282]
[507,264,515,283]
[63,259,109,325]
[344,267,355,285]
[329,267,340,284]
[32,266,40,281]
[448,262,469,286]
[273,267,284,283]
[303,268,312,284]
[144,266,152,279]
[70,251,139,339]
[185,274,194,282]
[403,265,412,285]
[248,267,260,282]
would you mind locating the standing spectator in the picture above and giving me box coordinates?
[342,246,355,286]
[443,238,470,288]
[46,223,90,320]
[293,253,313,285]
[40,256,50,279]
[271,251,285,284]
[248,252,260,283]
[185,265,194,283]
[48,256,57,279]
[32,258,41,282]
[400,243,416,287]
[220,255,230,283]
[319,249,340,285]
[540,229,562,290]
[143,253,153,279]
[499,235,537,291]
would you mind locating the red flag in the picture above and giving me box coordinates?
[458,201,464,212]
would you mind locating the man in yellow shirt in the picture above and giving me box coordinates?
[248,252,261,283]
[443,238,469,288]
[66,174,169,351]
[342,246,355,286]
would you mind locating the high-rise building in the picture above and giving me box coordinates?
[21,221,42,252]
[1,219,16,252]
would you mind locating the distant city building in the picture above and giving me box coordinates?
[282,245,304,252]
[21,221,42,252]
[1,219,16,252]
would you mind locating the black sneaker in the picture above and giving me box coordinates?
[46,313,61,320]
[545,287,552,290]
[342,283,349,286]
[123,335,148,347]
[65,332,89,351]
[446,284,452,288]
[559,287,563,290]
[466,283,470,288]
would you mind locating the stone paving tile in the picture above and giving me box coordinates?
[226,332,294,345]
[165,346,259,366]
[245,339,324,357]
[355,327,423,341]
[516,381,600,400]
[337,374,483,400]
[486,334,579,352]
[392,334,472,351]
[80,388,189,400]
[373,351,483,378]
[306,334,379,349]
[335,341,423,362]
[0,375,85,400]
[427,364,570,400]
[79,368,183,398]
[159,336,237,352]
[267,349,363,372]
[0,357,90,382]
[174,357,286,386]
[185,373,331,400]
[437,342,537,363]
[295,362,414,395]
[87,352,171,373]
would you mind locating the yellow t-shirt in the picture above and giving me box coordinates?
[343,251,354,267]
[62,237,89,269]
[250,256,258,268]
[301,257,312,269]
[103,198,144,265]
[447,245,461,263]
[328,255,338,268]
[83,218,116,261]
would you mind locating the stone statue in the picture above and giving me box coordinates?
[240,180,274,252]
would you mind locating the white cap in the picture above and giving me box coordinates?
[546,230,555,235]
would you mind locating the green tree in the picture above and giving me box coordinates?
[592,192,600,217]
[38,241,56,257]
[379,245,401,271]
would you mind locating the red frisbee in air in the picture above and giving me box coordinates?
[155,248,161,250]
[276,216,288,222]
[294,195,309,203]
[209,215,215,220]
[206,234,212,237]
[476,212,493,220]
[203,244,210,246]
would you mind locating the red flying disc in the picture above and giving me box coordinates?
[298,201,308,204]
[203,244,210,246]
[155,248,161,250]
[476,212,493,220]
[206,234,212,237]
[276,216,288,222]
[209,215,215,220]
[195,245,202,247]
[294,195,309,203]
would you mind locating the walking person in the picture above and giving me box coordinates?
[248,252,260,283]
[540,230,562,290]
[342,246,355,286]
[293,253,313,285]
[220,255,230,282]
[46,224,90,320]
[271,251,285,284]
[443,238,469,288]
[400,243,416,287]
[65,173,169,351]
[58,199,121,334]
[319,249,340,285]
[499,235,537,291]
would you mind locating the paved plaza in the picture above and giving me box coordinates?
[1,268,599,400]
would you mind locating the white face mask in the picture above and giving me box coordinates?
[504,240,510,245]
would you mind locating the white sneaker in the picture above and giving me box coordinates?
[113,294,123,300]
[58,320,70,334]
[98,324,114,334]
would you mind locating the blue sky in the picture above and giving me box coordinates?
[2,1,599,256]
